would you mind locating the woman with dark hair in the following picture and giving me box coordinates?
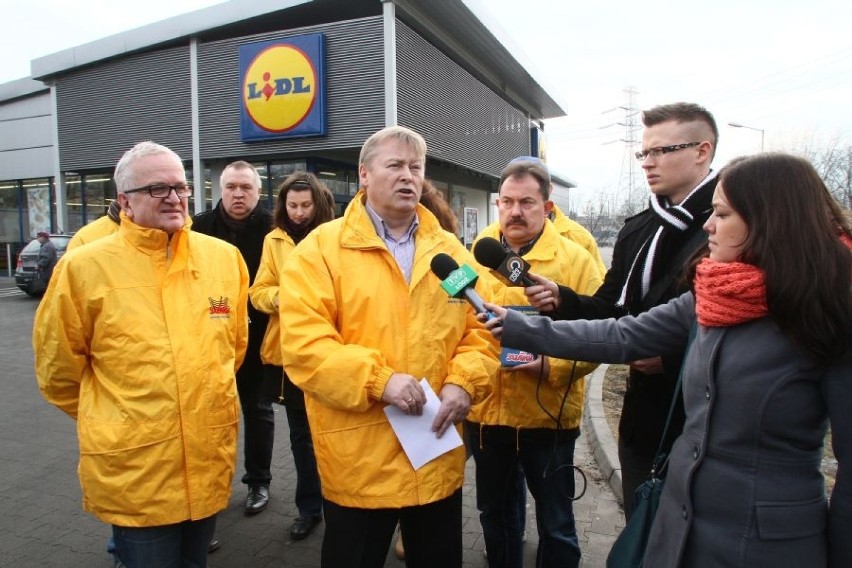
[481,153,851,567]
[249,171,336,541]
[420,179,460,235]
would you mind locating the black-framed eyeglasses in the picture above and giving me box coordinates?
[635,142,701,161]
[124,183,194,198]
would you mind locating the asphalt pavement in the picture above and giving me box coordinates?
[0,275,623,567]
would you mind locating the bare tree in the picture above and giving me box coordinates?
[579,188,620,246]
[784,133,851,209]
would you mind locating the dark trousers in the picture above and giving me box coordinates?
[285,405,323,517]
[617,371,685,520]
[237,365,277,487]
[468,424,581,568]
[618,441,653,521]
[321,490,463,568]
[112,515,216,568]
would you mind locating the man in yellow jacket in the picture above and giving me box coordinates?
[33,141,248,568]
[67,200,122,251]
[549,202,607,276]
[278,126,498,568]
[469,157,602,568]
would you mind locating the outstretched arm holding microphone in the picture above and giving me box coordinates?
[478,152,852,566]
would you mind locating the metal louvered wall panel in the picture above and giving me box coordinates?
[396,22,530,178]
[199,17,385,159]
[57,47,193,170]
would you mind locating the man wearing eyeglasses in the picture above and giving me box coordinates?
[192,161,276,519]
[34,141,249,567]
[523,102,718,519]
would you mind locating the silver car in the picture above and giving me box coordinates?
[14,234,72,296]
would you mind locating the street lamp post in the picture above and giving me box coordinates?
[728,122,765,151]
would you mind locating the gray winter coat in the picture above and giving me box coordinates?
[501,293,850,567]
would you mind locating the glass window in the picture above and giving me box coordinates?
[25,178,53,238]
[65,174,83,233]
[315,161,359,197]
[269,160,307,192]
[83,174,113,224]
[251,162,272,210]
[0,180,20,243]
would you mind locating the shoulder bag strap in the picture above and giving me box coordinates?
[651,321,697,477]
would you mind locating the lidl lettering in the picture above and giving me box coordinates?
[247,76,311,100]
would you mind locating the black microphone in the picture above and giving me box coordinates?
[473,237,535,287]
[430,253,493,318]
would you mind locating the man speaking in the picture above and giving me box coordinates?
[278,126,497,567]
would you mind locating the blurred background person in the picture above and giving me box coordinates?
[484,152,851,567]
[419,179,460,235]
[35,231,57,288]
[249,172,335,541]
[67,200,122,251]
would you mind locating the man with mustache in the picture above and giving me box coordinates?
[468,157,602,568]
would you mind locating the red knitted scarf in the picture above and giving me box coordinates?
[694,258,768,327]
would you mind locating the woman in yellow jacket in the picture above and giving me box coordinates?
[249,172,335,540]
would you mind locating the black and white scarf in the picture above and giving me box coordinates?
[617,171,716,309]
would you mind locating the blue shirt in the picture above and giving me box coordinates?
[365,202,419,283]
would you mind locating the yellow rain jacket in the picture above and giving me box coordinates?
[67,215,120,251]
[249,228,296,366]
[551,204,607,275]
[278,192,498,509]
[34,214,248,527]
[470,220,602,431]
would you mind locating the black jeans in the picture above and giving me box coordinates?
[285,405,323,516]
[321,490,463,568]
[237,365,278,487]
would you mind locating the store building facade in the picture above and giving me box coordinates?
[0,0,568,272]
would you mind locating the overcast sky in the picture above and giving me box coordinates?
[2,0,850,209]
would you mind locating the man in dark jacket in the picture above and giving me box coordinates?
[530,102,718,519]
[192,161,274,515]
[36,231,58,285]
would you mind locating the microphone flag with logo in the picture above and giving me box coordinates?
[430,253,492,318]
[473,237,534,287]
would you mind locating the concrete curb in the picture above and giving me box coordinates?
[583,364,623,503]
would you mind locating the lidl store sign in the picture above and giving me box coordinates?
[239,34,326,141]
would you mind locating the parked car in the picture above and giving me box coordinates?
[14,234,72,296]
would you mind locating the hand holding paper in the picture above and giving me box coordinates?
[384,378,464,470]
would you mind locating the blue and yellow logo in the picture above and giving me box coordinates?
[239,34,326,141]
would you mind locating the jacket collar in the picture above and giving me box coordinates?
[268,226,295,245]
[118,212,195,276]
[339,190,449,288]
[340,190,443,252]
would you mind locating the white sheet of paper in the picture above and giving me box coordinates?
[384,378,464,470]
